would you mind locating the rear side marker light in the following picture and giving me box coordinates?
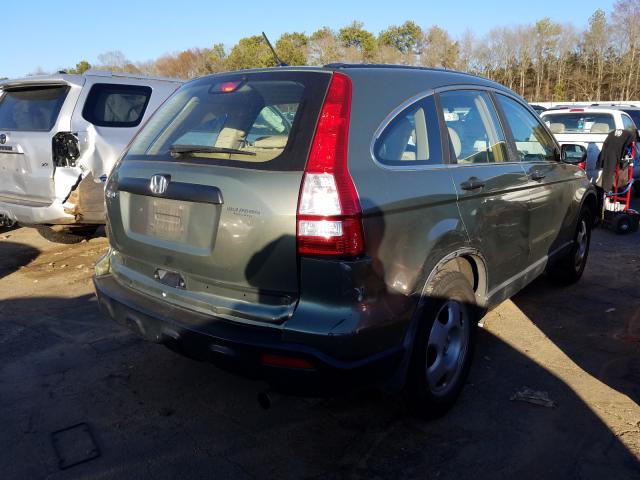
[296,72,365,257]
[261,354,315,370]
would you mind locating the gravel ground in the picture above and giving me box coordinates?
[0,219,638,479]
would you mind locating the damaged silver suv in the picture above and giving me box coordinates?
[0,71,181,243]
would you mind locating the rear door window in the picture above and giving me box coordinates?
[622,109,640,128]
[541,112,615,134]
[621,113,636,130]
[374,95,442,166]
[496,94,557,162]
[0,85,70,131]
[82,83,152,127]
[125,71,331,171]
[439,90,508,163]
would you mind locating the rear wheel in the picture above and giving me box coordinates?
[36,225,99,244]
[547,208,591,284]
[406,270,477,419]
[612,213,638,234]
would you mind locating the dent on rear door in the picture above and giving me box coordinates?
[60,125,133,222]
[451,163,530,295]
[64,82,179,223]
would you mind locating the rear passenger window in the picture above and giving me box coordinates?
[82,83,151,127]
[374,95,442,166]
[496,95,556,161]
[622,114,636,131]
[439,90,508,163]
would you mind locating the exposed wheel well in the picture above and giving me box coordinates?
[434,254,487,303]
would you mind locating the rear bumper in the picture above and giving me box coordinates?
[93,273,404,394]
[0,188,106,226]
[0,197,76,225]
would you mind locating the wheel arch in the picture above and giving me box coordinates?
[421,248,489,308]
[387,246,489,390]
[579,186,599,225]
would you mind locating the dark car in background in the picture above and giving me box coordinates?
[94,65,597,417]
[529,103,547,115]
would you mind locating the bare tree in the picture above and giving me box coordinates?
[611,0,640,99]
[308,27,341,65]
[55,5,639,102]
[420,26,459,69]
[583,9,609,101]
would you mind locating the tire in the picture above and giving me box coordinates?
[612,213,638,234]
[36,225,99,244]
[0,218,16,229]
[405,270,478,419]
[546,208,592,284]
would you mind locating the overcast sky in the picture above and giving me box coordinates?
[4,0,616,78]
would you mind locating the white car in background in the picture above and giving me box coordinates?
[540,107,638,185]
[0,71,182,243]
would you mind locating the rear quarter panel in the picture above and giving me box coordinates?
[343,70,469,336]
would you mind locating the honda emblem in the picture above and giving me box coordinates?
[149,174,170,195]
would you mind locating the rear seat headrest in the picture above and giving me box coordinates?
[590,122,611,134]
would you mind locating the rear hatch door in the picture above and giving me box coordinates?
[0,82,78,204]
[107,70,331,324]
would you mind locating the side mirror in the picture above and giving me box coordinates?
[561,144,587,164]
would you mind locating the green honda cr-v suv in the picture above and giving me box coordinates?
[94,64,596,417]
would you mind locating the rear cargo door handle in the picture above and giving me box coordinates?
[531,171,546,181]
[117,177,223,204]
[460,177,486,191]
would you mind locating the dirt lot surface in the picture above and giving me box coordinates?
[0,220,639,479]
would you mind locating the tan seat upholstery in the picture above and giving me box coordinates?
[590,123,610,134]
[252,135,287,149]
[215,127,246,149]
[549,123,565,134]
[448,126,461,159]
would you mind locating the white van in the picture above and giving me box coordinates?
[0,70,181,242]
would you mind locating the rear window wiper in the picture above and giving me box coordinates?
[169,144,256,157]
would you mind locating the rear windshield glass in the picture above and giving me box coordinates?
[82,83,151,127]
[542,112,615,134]
[124,71,331,171]
[0,85,69,131]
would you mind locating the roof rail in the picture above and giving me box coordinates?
[83,69,182,83]
[323,62,473,77]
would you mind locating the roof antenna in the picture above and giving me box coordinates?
[262,32,288,67]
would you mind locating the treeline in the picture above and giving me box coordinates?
[61,1,638,102]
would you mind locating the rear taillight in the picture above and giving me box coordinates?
[296,72,364,257]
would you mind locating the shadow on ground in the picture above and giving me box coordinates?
[0,293,638,479]
[0,241,40,279]
[514,226,640,406]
